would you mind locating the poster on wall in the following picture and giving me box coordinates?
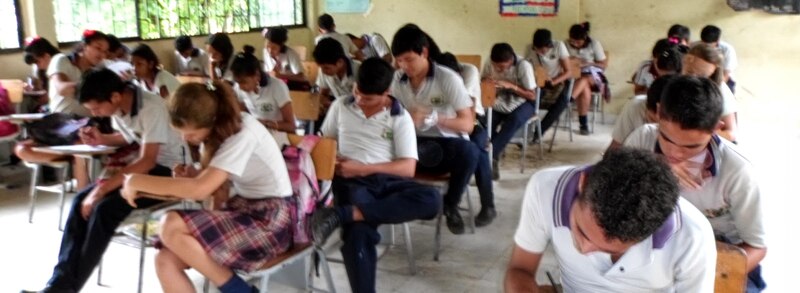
[326,0,371,14]
[499,0,559,17]
[727,0,799,14]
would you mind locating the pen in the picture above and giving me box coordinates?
[181,146,186,166]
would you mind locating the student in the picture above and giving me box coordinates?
[314,13,363,60]
[206,33,235,82]
[607,74,678,151]
[347,32,393,63]
[525,29,572,140]
[482,43,537,176]
[21,68,186,293]
[667,24,691,46]
[390,25,478,234]
[313,38,361,110]
[700,25,738,93]
[310,58,440,293]
[624,76,766,292]
[682,43,738,142]
[262,27,305,82]
[105,34,130,62]
[130,44,180,99]
[505,148,717,292]
[231,45,296,133]
[566,22,607,135]
[22,37,60,113]
[47,29,109,116]
[174,35,209,76]
[120,81,293,293]
[631,38,685,95]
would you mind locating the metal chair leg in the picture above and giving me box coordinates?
[316,248,337,293]
[27,164,40,223]
[137,213,149,293]
[97,257,104,286]
[402,223,417,275]
[465,189,475,234]
[434,209,442,261]
[521,123,528,173]
[58,165,69,231]
[536,121,544,158]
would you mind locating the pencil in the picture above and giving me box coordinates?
[181,146,186,166]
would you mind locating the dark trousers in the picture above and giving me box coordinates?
[726,78,737,95]
[490,101,538,159]
[333,174,439,293]
[416,136,479,208]
[539,86,571,135]
[469,119,495,209]
[46,165,171,292]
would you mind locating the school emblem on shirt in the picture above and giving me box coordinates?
[260,103,274,112]
[381,128,394,140]
[430,96,444,106]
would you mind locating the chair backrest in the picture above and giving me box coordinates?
[715,241,748,293]
[456,54,481,70]
[532,65,549,88]
[289,90,321,121]
[291,45,308,61]
[480,80,497,108]
[568,58,582,79]
[0,79,24,103]
[302,61,319,84]
[287,134,336,180]
[176,75,208,84]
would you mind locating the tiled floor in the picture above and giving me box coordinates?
[0,103,795,292]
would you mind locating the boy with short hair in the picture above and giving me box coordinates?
[700,25,738,93]
[315,13,363,60]
[526,29,574,140]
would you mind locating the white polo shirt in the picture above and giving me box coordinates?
[209,113,292,198]
[316,59,360,100]
[632,59,656,88]
[390,63,473,138]
[321,96,417,165]
[46,53,88,115]
[719,82,737,116]
[234,75,292,122]
[140,70,181,98]
[173,49,209,76]
[718,41,738,79]
[515,166,717,292]
[111,86,188,169]
[315,32,359,58]
[458,62,484,116]
[263,46,304,75]
[360,33,391,60]
[623,124,766,248]
[610,95,648,143]
[565,38,606,64]
[525,40,570,79]
[481,57,536,113]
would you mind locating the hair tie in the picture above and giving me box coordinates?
[24,36,41,47]
[83,29,97,38]
[668,37,679,44]
[206,80,216,91]
[661,50,671,58]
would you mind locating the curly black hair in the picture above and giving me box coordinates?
[659,75,723,132]
[580,147,679,243]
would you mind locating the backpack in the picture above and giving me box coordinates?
[0,85,19,137]
[282,135,321,244]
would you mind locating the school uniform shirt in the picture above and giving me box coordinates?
[174,49,209,76]
[481,57,537,114]
[390,63,474,138]
[623,124,766,248]
[111,86,188,169]
[314,32,360,58]
[209,113,292,199]
[46,53,86,115]
[263,47,304,75]
[719,81,737,116]
[321,96,417,165]
[359,33,391,60]
[140,70,181,98]
[316,59,360,99]
[458,62,484,116]
[718,41,738,79]
[234,75,292,122]
[565,38,606,64]
[632,59,656,88]
[515,166,717,292]
[525,40,570,79]
[610,95,648,143]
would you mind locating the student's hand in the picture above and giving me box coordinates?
[409,106,432,128]
[79,126,103,146]
[543,80,555,89]
[172,164,198,178]
[121,174,140,208]
[335,158,365,178]
[81,187,105,220]
[495,80,517,90]
[668,162,703,190]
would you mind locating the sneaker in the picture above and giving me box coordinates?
[475,207,497,227]
[579,126,590,136]
[443,206,465,235]
[310,208,341,247]
[491,160,500,181]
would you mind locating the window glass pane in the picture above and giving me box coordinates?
[0,0,21,49]
[53,0,138,43]
[249,0,304,29]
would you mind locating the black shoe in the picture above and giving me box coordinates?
[529,133,541,144]
[20,287,75,293]
[443,206,465,235]
[311,208,341,247]
[579,126,590,135]
[475,207,497,227]
[492,160,500,181]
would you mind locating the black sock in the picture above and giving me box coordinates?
[579,115,588,128]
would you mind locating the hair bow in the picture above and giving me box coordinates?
[668,37,679,44]
[24,36,41,47]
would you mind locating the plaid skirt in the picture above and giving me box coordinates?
[174,195,295,272]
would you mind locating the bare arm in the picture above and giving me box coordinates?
[437,108,475,134]
[276,71,307,82]
[717,113,738,142]
[740,243,767,273]
[260,103,296,133]
[633,84,648,95]
[49,73,77,97]
[552,58,572,85]
[94,142,161,197]
[125,166,230,201]
[505,245,543,293]
[337,158,416,178]
[594,58,608,70]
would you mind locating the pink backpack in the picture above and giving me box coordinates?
[0,85,19,137]
[282,135,320,244]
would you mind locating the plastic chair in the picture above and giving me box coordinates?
[715,241,748,293]
[455,55,482,70]
[520,88,544,173]
[24,158,72,230]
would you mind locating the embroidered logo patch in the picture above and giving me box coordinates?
[430,96,444,106]
[381,128,394,140]
[260,103,274,112]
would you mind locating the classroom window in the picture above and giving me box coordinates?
[0,0,23,50]
[249,0,304,29]
[138,0,251,40]
[53,0,139,43]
